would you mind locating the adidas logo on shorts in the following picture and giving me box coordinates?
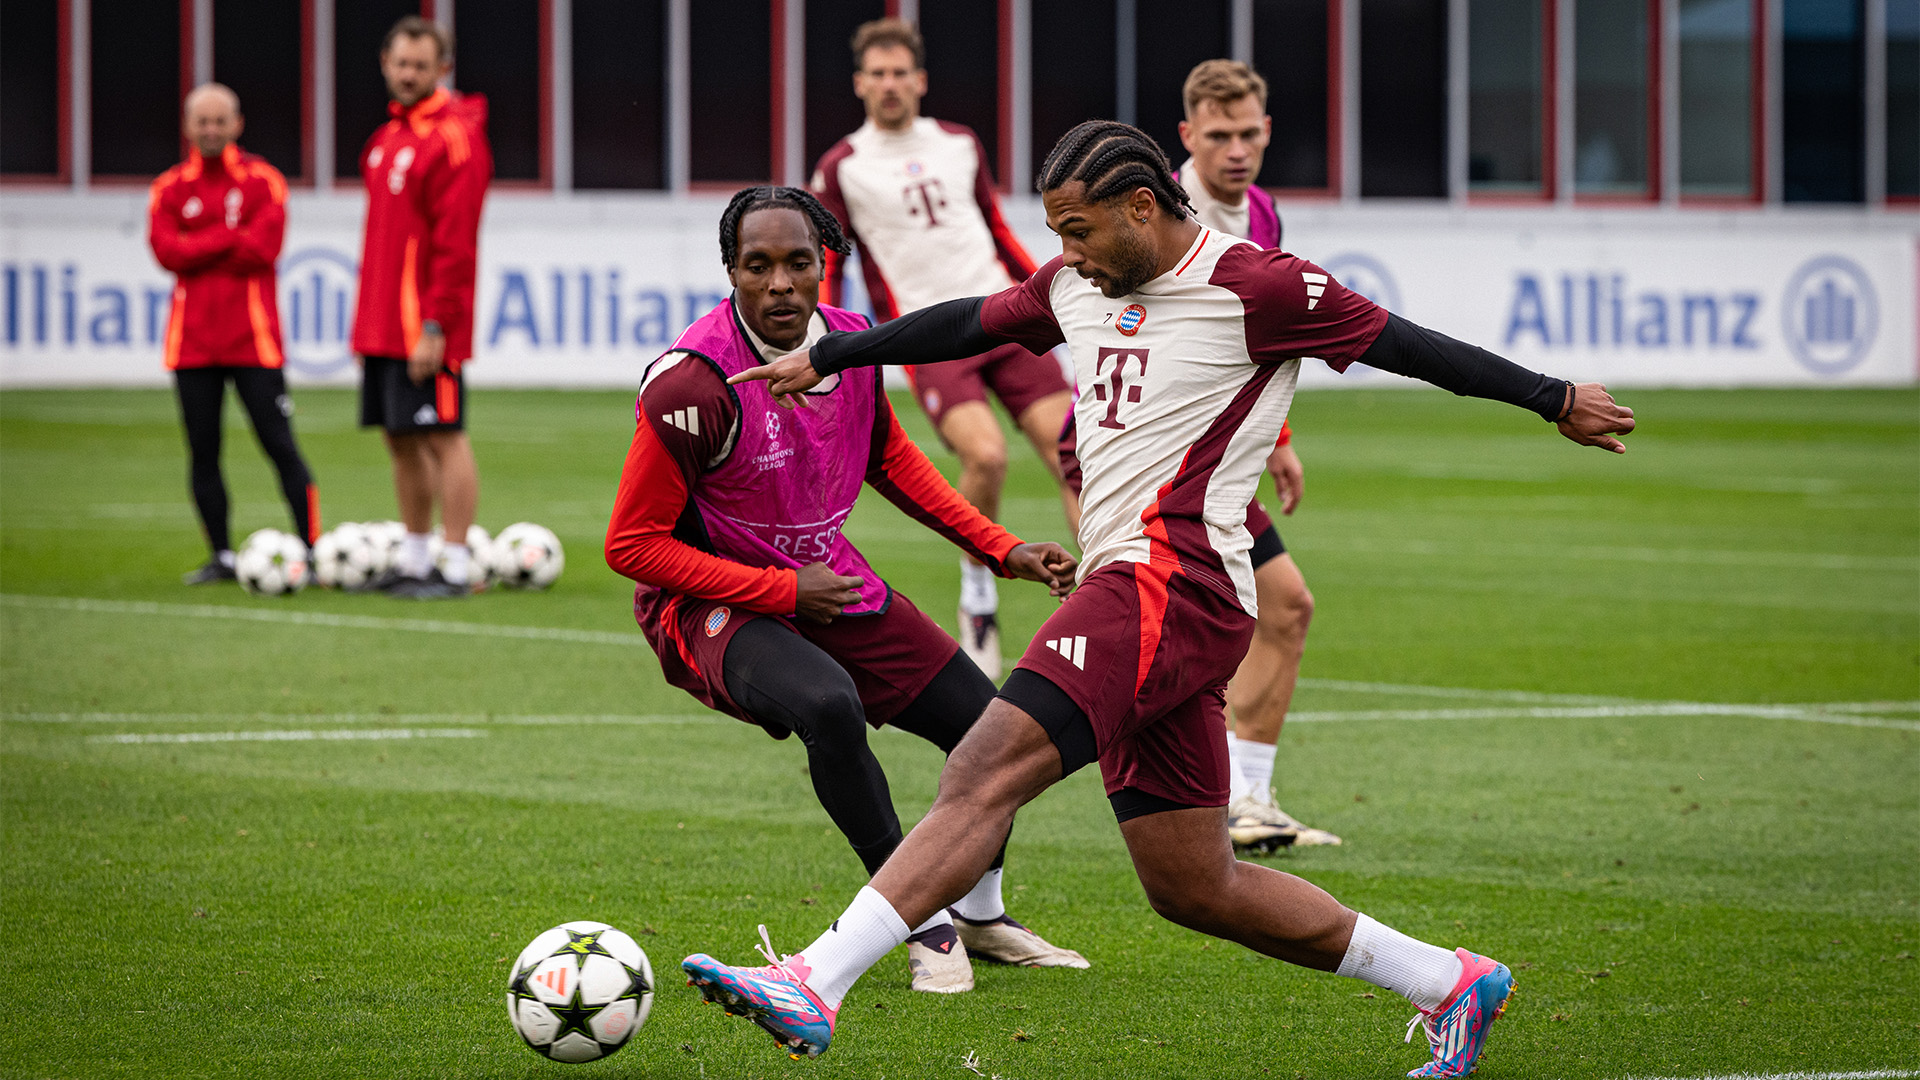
[413,403,438,426]
[1043,635,1087,670]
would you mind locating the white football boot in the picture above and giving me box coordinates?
[905,922,974,993]
[1229,789,1343,851]
[952,911,1090,968]
[957,604,1002,681]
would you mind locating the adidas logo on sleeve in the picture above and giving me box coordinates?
[663,406,700,435]
[1043,635,1087,670]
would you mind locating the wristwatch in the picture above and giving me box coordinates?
[421,319,445,337]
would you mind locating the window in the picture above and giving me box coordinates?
[1468,0,1547,194]
[1252,0,1332,191]
[1031,0,1116,177]
[1888,0,1919,199]
[1360,0,1447,197]
[921,0,1003,183]
[1678,0,1755,197]
[90,0,179,177]
[804,0,882,174]
[456,0,544,182]
[1574,0,1652,195]
[1,0,62,177]
[336,0,420,180]
[1783,0,1864,202]
[571,0,666,189]
[1130,0,1231,173]
[214,0,305,181]
[690,0,769,182]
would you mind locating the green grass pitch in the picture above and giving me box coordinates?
[2,385,1915,1079]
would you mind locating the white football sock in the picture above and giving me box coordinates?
[215,549,235,568]
[796,885,909,1010]
[1239,736,1277,801]
[441,542,470,585]
[908,907,954,936]
[959,557,998,616]
[949,867,1006,922]
[1335,913,1463,1012]
[401,532,433,578]
[1225,732,1250,801]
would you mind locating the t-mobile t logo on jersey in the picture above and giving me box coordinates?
[1043,635,1087,670]
[1092,347,1149,430]
[901,177,950,225]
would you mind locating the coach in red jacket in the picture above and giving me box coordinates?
[149,82,319,585]
[351,16,492,599]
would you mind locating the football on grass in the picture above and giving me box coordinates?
[492,522,565,589]
[311,522,376,589]
[235,529,309,596]
[506,921,653,1063]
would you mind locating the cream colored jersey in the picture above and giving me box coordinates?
[980,228,1384,614]
[812,118,1036,318]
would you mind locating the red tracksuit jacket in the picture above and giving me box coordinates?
[351,88,491,369]
[147,144,289,369]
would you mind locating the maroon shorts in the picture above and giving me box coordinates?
[638,588,959,731]
[1011,562,1255,807]
[905,341,1070,431]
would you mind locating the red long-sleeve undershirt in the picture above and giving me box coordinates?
[604,364,1023,617]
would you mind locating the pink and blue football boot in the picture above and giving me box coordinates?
[683,926,837,1059]
[1403,949,1514,1077]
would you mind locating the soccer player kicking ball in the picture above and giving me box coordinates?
[685,123,1634,1076]
[812,19,1079,677]
[605,187,1087,995]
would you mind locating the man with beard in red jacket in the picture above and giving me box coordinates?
[351,16,492,599]
[150,83,319,585]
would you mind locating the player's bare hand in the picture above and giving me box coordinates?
[1267,442,1304,515]
[1556,382,1635,453]
[407,333,446,385]
[794,561,864,624]
[1003,542,1077,598]
[729,348,822,409]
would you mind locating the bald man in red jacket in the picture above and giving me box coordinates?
[149,82,318,585]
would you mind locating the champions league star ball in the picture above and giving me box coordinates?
[507,921,654,1063]
[235,529,310,596]
[364,521,406,575]
[311,522,378,589]
[441,523,495,591]
[492,522,565,589]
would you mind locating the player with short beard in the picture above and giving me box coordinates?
[604,187,1087,995]
[686,123,1634,1077]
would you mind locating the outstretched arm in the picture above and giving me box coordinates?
[1356,313,1635,453]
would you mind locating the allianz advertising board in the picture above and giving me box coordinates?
[2,198,1913,388]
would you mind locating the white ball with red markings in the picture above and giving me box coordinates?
[492,522,565,589]
[234,529,310,596]
[506,921,653,1063]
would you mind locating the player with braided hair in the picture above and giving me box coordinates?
[605,190,1087,996]
[686,120,1634,1074]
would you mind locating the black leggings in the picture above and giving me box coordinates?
[174,367,317,552]
[722,617,1007,878]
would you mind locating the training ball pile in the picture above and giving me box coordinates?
[235,529,310,596]
[507,921,653,1063]
[492,522,565,589]
[310,522,377,590]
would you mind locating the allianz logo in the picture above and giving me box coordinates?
[1499,256,1879,374]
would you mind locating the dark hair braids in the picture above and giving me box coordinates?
[717,186,852,270]
[1035,121,1192,221]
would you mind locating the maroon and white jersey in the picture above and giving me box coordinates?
[812,118,1036,319]
[981,228,1385,614]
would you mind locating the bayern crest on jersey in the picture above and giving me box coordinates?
[704,606,731,637]
[1117,304,1146,336]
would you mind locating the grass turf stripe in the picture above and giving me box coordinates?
[10,712,708,726]
[85,728,487,744]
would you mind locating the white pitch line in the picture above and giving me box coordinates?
[1286,703,1920,732]
[86,728,486,745]
[1618,1071,1920,1080]
[11,712,709,727]
[0,594,647,647]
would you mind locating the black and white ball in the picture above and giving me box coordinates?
[235,529,310,596]
[441,523,494,591]
[311,522,377,589]
[492,522,565,589]
[506,921,653,1063]
[363,521,406,575]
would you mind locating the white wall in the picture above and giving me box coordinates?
[2,190,1913,388]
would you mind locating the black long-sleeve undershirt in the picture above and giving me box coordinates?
[809,299,1568,422]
